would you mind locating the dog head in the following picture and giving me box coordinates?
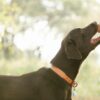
[63,22,100,60]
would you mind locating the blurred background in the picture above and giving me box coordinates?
[0,0,100,99]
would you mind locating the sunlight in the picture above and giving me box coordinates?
[14,19,63,61]
[96,0,100,4]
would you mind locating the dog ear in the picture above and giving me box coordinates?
[64,40,82,60]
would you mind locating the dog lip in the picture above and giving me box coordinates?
[90,36,100,44]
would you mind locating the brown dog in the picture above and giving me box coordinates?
[0,22,100,100]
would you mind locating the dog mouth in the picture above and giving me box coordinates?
[90,33,100,44]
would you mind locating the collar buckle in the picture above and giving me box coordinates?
[72,81,78,88]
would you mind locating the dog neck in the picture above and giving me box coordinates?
[50,47,83,80]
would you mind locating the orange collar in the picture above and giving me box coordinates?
[51,66,78,87]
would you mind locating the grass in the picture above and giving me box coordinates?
[0,57,43,75]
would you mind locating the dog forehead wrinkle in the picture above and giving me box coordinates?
[68,28,82,40]
[70,28,81,35]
